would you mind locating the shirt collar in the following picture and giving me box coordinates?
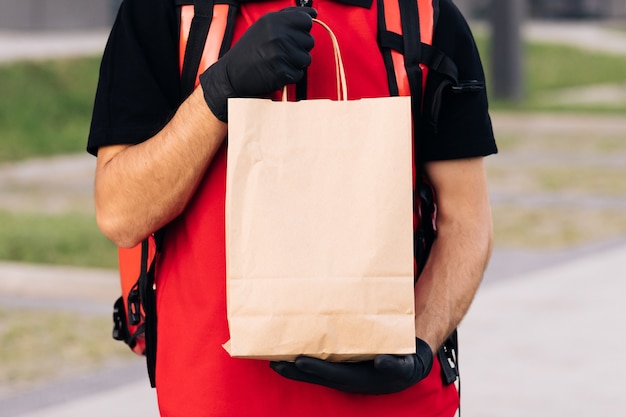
[327,0,372,8]
[237,0,373,9]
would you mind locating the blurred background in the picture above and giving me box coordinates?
[0,1,625,416]
[0,0,122,31]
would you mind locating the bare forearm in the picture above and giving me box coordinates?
[94,88,227,247]
[413,215,492,351]
[414,157,493,351]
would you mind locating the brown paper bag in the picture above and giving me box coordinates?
[224,20,415,362]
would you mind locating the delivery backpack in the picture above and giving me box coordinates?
[112,0,468,389]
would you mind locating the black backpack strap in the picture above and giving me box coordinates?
[138,237,158,387]
[378,0,432,276]
[136,0,240,389]
[378,0,460,389]
[180,0,217,97]
[179,0,240,97]
[438,329,459,385]
[378,3,458,129]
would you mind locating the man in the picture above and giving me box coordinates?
[88,0,496,415]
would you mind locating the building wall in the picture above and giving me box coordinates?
[455,0,626,19]
[528,0,625,18]
[0,0,624,31]
[0,0,122,31]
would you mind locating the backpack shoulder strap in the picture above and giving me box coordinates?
[377,0,460,389]
[378,0,431,98]
[377,0,458,101]
[179,0,239,96]
[180,0,216,96]
[130,0,239,388]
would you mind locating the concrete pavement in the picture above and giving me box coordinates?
[2,242,626,416]
[461,242,626,416]
[13,379,159,417]
[0,30,108,63]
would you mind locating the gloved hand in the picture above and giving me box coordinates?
[270,338,433,395]
[199,7,317,122]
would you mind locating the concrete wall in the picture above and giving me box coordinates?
[0,0,122,31]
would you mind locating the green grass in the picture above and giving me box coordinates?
[0,37,626,161]
[485,116,626,249]
[488,164,626,195]
[525,43,626,91]
[0,210,117,268]
[492,205,626,248]
[0,57,101,162]
[0,307,133,394]
[0,38,624,266]
[494,130,626,154]
[475,36,626,112]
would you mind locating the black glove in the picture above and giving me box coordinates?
[270,338,434,395]
[199,7,317,122]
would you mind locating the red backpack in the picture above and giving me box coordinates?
[111,0,461,388]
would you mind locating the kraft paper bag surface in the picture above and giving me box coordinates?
[225,95,416,362]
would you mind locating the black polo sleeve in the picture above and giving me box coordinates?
[422,0,497,161]
[87,0,181,156]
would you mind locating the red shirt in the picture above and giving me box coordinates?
[154,1,458,416]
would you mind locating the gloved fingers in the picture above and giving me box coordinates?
[278,6,318,20]
[259,7,316,35]
[275,67,304,86]
[374,354,417,379]
[272,359,371,393]
[269,360,301,378]
[286,29,315,53]
[286,46,313,69]
[270,361,334,386]
[272,357,420,395]
[294,356,343,377]
[294,356,374,383]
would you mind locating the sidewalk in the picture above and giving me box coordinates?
[0,30,108,63]
[2,241,625,417]
[524,20,626,56]
[461,242,626,416]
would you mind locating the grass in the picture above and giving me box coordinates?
[487,164,626,196]
[0,307,133,396]
[493,130,626,154]
[0,210,117,269]
[0,37,625,162]
[475,36,626,112]
[492,205,626,248]
[0,57,101,162]
[484,112,626,247]
[486,118,626,248]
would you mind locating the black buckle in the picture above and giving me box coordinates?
[438,331,459,385]
[112,296,129,341]
[452,80,484,94]
[127,285,143,326]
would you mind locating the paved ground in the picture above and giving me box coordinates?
[0,30,108,63]
[1,19,626,417]
[0,154,96,214]
[462,241,626,417]
[2,239,625,417]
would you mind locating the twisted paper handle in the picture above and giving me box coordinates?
[282,18,347,101]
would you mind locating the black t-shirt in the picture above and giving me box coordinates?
[87,0,497,160]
